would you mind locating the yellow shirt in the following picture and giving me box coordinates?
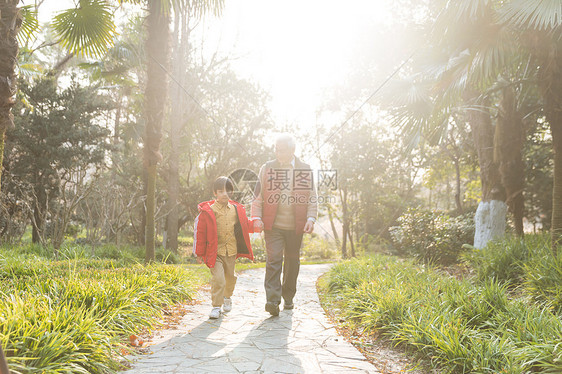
[211,201,238,256]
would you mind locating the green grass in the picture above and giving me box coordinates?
[463,234,562,313]
[0,248,209,374]
[320,255,562,373]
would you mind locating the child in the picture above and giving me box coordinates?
[193,176,255,319]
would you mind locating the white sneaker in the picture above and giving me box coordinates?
[223,297,232,312]
[209,307,221,319]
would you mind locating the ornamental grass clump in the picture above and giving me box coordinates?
[0,256,207,373]
[322,255,562,373]
[464,234,562,313]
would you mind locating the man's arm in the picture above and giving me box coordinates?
[251,164,266,231]
[307,168,318,220]
[304,168,318,233]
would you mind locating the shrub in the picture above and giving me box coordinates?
[301,236,339,260]
[390,207,474,265]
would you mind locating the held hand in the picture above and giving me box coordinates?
[303,220,314,234]
[196,256,203,264]
[253,218,264,233]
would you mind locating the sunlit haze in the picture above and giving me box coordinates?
[197,0,394,129]
[30,0,395,134]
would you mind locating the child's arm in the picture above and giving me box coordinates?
[240,205,256,233]
[193,212,207,259]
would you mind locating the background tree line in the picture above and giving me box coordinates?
[0,0,558,264]
[0,1,271,256]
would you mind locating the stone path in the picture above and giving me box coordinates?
[124,264,380,373]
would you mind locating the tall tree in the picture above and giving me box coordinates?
[434,0,561,249]
[0,0,21,192]
[1,0,117,199]
[7,77,110,247]
[143,0,170,262]
[141,0,224,261]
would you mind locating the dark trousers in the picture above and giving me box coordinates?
[264,227,303,305]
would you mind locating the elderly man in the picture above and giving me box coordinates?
[252,134,318,316]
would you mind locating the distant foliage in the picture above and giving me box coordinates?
[390,207,474,264]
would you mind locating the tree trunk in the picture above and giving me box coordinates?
[0,342,9,374]
[145,165,157,262]
[454,158,462,214]
[348,228,355,257]
[466,95,507,248]
[31,184,46,244]
[0,131,4,190]
[550,120,562,252]
[0,0,20,193]
[340,188,348,258]
[327,204,341,249]
[474,200,507,249]
[165,9,185,253]
[495,87,525,237]
[535,43,562,253]
[144,0,171,262]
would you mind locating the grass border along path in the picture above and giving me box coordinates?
[0,253,209,374]
[319,255,562,374]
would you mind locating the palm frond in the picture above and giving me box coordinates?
[469,23,519,88]
[184,0,225,17]
[18,63,44,78]
[434,0,492,41]
[501,0,562,31]
[447,0,492,21]
[52,0,117,58]
[17,5,40,47]
[386,77,442,152]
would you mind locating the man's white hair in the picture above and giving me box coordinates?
[275,133,296,150]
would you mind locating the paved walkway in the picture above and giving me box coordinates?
[124,264,379,373]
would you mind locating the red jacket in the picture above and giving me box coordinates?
[259,158,314,234]
[192,200,254,268]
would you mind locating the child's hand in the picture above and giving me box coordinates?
[196,256,203,264]
[253,218,263,233]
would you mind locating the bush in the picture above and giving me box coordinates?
[301,235,339,260]
[390,207,474,264]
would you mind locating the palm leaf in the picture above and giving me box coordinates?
[468,23,520,88]
[52,0,117,58]
[118,0,225,17]
[17,5,40,47]
[501,0,562,31]
[446,0,492,21]
[19,63,44,78]
[183,0,225,17]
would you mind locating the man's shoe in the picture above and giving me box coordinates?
[265,302,279,316]
[283,300,294,310]
[223,297,232,313]
[209,307,221,319]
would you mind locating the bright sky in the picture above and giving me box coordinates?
[197,0,394,128]
[31,0,395,131]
